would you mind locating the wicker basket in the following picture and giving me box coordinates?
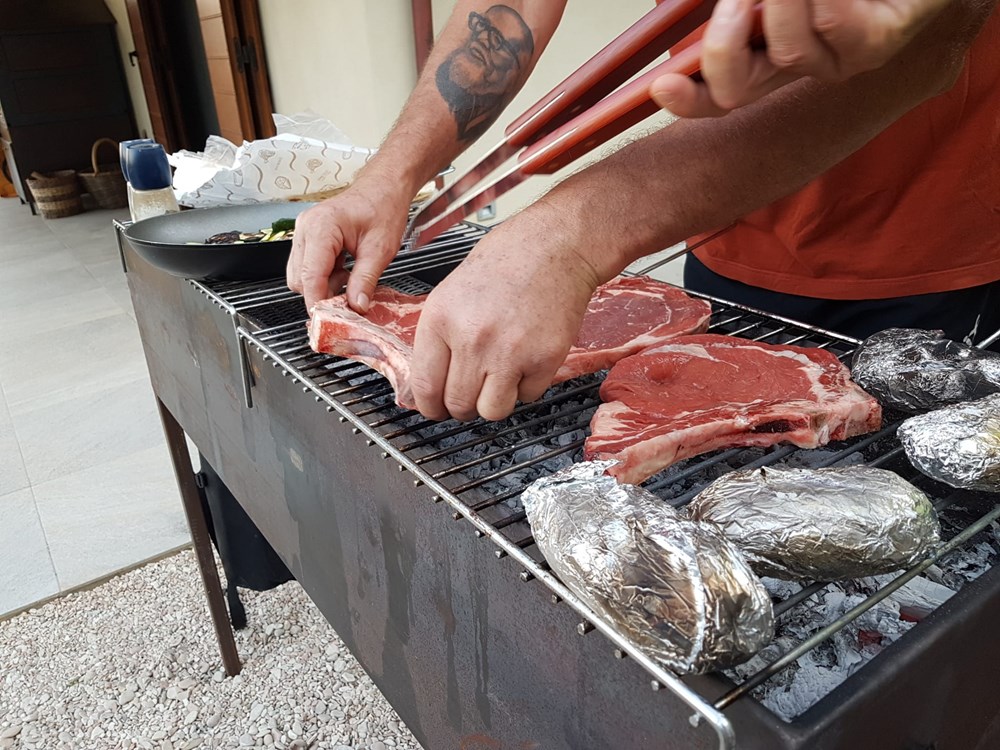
[26,170,83,219]
[78,138,128,209]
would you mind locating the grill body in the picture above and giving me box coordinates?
[117,224,1000,750]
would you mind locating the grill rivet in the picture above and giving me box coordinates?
[614,649,627,660]
[494,549,507,559]
[474,529,484,538]
[431,495,441,502]
[651,680,661,692]
[352,427,361,435]
[413,479,423,487]
[397,464,405,472]
[519,571,533,582]
[326,406,334,413]
[577,622,594,635]
[366,439,375,447]
[338,416,346,423]
[381,452,389,459]
[550,594,561,605]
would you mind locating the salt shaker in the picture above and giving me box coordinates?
[123,142,180,222]
[118,138,155,217]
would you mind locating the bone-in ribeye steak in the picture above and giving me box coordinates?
[585,334,883,485]
[307,276,711,409]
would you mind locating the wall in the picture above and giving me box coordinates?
[257,0,418,148]
[103,0,154,138]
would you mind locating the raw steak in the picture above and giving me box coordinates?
[308,287,422,408]
[586,334,883,485]
[555,276,712,382]
[307,276,711,410]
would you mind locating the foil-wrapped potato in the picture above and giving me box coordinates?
[851,328,1000,413]
[522,461,774,674]
[899,394,1000,492]
[688,466,941,580]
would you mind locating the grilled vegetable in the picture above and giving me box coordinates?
[203,218,296,245]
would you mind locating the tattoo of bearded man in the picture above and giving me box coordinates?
[435,5,535,142]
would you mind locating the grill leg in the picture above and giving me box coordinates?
[156,398,242,676]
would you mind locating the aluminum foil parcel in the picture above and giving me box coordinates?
[688,466,941,580]
[899,394,1000,493]
[852,328,1000,413]
[522,461,774,674]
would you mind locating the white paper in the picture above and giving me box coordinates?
[169,111,375,208]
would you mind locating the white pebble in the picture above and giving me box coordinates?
[239,735,255,746]
[0,552,419,750]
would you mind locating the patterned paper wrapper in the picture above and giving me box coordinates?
[169,112,375,208]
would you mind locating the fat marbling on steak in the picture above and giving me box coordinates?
[586,334,883,485]
[307,276,712,410]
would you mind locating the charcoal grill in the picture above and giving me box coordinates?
[116,219,1000,750]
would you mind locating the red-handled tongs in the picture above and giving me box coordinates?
[402,0,763,250]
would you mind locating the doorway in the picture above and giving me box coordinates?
[126,0,275,152]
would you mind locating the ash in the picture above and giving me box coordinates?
[726,519,1000,722]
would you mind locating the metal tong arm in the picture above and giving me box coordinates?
[520,6,765,175]
[413,0,714,229]
[411,9,764,245]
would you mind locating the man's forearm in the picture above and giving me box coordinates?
[536,0,996,282]
[359,1,566,200]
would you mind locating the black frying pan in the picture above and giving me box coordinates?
[123,202,316,281]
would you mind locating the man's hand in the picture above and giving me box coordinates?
[650,0,949,117]
[286,177,411,313]
[409,211,601,422]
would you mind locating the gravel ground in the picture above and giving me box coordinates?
[0,551,420,750]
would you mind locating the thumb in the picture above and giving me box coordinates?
[346,231,397,313]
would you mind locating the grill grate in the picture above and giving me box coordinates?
[188,227,996,749]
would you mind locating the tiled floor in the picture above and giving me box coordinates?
[0,198,190,617]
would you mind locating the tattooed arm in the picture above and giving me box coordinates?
[288,2,566,312]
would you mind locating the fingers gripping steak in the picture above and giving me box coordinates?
[307,276,712,410]
[585,335,883,485]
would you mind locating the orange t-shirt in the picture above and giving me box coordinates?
[692,9,1000,300]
